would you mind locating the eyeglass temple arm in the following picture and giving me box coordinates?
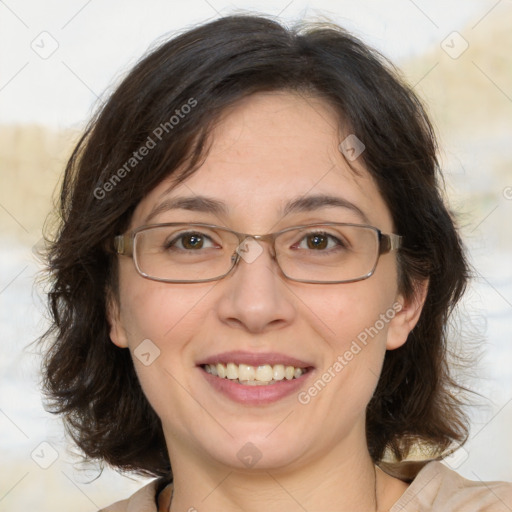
[379,233,402,255]
[113,234,134,256]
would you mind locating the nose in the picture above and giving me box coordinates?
[214,237,297,334]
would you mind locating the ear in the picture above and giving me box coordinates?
[386,279,429,350]
[106,290,129,348]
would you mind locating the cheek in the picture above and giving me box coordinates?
[116,276,216,425]
[118,268,216,344]
[305,273,398,351]
[321,292,392,387]
[299,269,398,408]
[115,273,213,390]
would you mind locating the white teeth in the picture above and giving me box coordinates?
[273,364,285,380]
[238,364,255,381]
[226,362,238,379]
[203,362,307,384]
[216,363,226,378]
[255,364,273,382]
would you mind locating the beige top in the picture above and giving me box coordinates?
[100,461,512,511]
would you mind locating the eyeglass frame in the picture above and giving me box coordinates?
[113,222,402,284]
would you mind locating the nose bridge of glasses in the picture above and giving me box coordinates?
[231,232,278,268]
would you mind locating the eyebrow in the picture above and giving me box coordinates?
[145,196,227,223]
[282,194,370,223]
[144,193,370,224]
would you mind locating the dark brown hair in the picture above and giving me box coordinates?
[40,14,470,478]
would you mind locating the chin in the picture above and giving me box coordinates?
[200,428,310,472]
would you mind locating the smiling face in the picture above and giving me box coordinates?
[109,91,422,476]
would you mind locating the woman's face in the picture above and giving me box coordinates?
[110,91,417,472]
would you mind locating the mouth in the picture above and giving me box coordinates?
[201,362,311,386]
[196,351,315,404]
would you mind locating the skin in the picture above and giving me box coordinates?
[109,91,427,512]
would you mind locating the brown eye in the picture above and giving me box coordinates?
[297,232,344,251]
[180,233,204,250]
[306,234,328,250]
[165,232,214,251]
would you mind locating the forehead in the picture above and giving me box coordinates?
[132,91,393,231]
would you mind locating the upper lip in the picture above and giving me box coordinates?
[196,350,314,368]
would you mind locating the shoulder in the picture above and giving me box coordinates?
[98,480,159,512]
[390,461,512,511]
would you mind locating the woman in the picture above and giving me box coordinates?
[41,14,511,511]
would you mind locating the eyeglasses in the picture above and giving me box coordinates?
[113,222,402,284]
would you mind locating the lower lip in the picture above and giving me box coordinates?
[199,367,314,405]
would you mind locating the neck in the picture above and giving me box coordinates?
[166,435,383,512]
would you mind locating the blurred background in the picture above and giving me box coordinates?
[1,1,511,510]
